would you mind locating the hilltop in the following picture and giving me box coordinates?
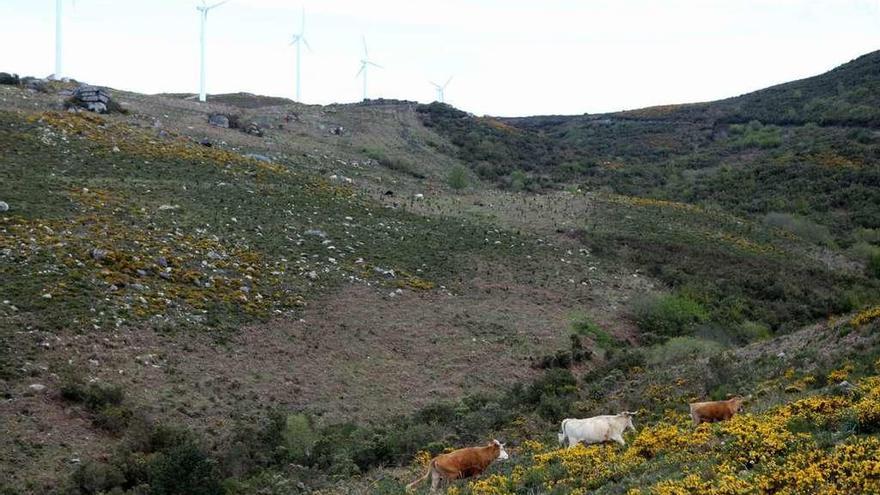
[0,50,879,494]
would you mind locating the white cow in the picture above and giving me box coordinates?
[557,412,638,448]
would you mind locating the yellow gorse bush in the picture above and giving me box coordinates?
[443,373,880,495]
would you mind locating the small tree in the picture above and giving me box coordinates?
[447,164,469,190]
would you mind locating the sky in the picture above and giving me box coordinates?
[0,0,878,116]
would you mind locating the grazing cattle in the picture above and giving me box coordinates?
[689,396,750,425]
[406,439,509,492]
[557,412,638,448]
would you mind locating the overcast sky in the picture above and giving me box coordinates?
[1,0,878,116]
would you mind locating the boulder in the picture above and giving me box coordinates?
[208,113,230,128]
[330,126,345,135]
[21,77,49,93]
[66,85,124,114]
[0,72,20,85]
[243,122,264,137]
[0,201,8,212]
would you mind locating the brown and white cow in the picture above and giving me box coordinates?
[689,395,750,425]
[406,439,509,492]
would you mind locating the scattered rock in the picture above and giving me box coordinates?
[0,201,8,212]
[28,383,47,393]
[90,248,110,261]
[157,204,179,211]
[243,122,264,137]
[156,257,169,268]
[208,113,230,128]
[330,126,345,135]
[304,229,327,238]
[414,193,424,200]
[306,271,318,280]
[244,153,271,163]
[0,72,20,85]
[374,267,396,279]
[384,190,394,196]
[21,77,49,93]
[199,138,213,147]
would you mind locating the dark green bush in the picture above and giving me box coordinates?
[149,442,222,495]
[633,294,708,338]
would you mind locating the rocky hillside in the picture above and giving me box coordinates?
[0,50,879,495]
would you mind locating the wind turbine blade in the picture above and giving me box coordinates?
[301,7,305,34]
[362,35,368,57]
[207,0,229,10]
[429,81,440,88]
[444,76,453,88]
[356,64,364,77]
[290,34,300,45]
[368,62,383,69]
[303,38,312,52]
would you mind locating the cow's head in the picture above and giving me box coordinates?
[491,439,510,461]
[620,411,639,432]
[730,396,750,412]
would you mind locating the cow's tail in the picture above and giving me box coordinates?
[405,459,434,492]
[558,418,570,447]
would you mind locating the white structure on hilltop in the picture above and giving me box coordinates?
[289,8,312,102]
[197,0,229,102]
[430,77,453,103]
[356,35,382,100]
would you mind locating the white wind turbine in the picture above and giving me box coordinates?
[289,8,311,102]
[196,0,229,102]
[53,0,75,80]
[356,35,382,101]
[430,77,453,103]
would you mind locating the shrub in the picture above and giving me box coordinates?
[447,164,469,190]
[645,337,726,365]
[734,320,772,343]
[632,294,708,338]
[763,212,833,245]
[571,314,621,350]
[282,413,319,463]
[149,442,222,495]
[70,461,126,495]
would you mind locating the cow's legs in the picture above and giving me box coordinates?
[612,434,625,447]
[430,470,442,492]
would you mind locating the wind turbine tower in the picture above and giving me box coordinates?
[356,36,382,100]
[54,0,63,79]
[289,8,311,101]
[197,0,229,102]
[430,77,453,103]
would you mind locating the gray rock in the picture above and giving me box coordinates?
[374,267,396,279]
[243,122,264,137]
[0,201,8,212]
[306,271,318,280]
[67,85,115,114]
[22,77,48,93]
[330,126,345,135]
[304,229,328,238]
[156,257,169,268]
[0,72,19,85]
[28,383,47,393]
[90,248,109,261]
[244,153,272,163]
[209,113,230,128]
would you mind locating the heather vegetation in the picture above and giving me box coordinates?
[2,51,880,495]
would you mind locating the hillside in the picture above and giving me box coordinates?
[0,50,879,495]
[419,52,880,247]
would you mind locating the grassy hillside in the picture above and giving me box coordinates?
[418,52,880,254]
[1,50,880,495]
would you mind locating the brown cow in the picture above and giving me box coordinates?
[406,439,509,492]
[689,395,750,425]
